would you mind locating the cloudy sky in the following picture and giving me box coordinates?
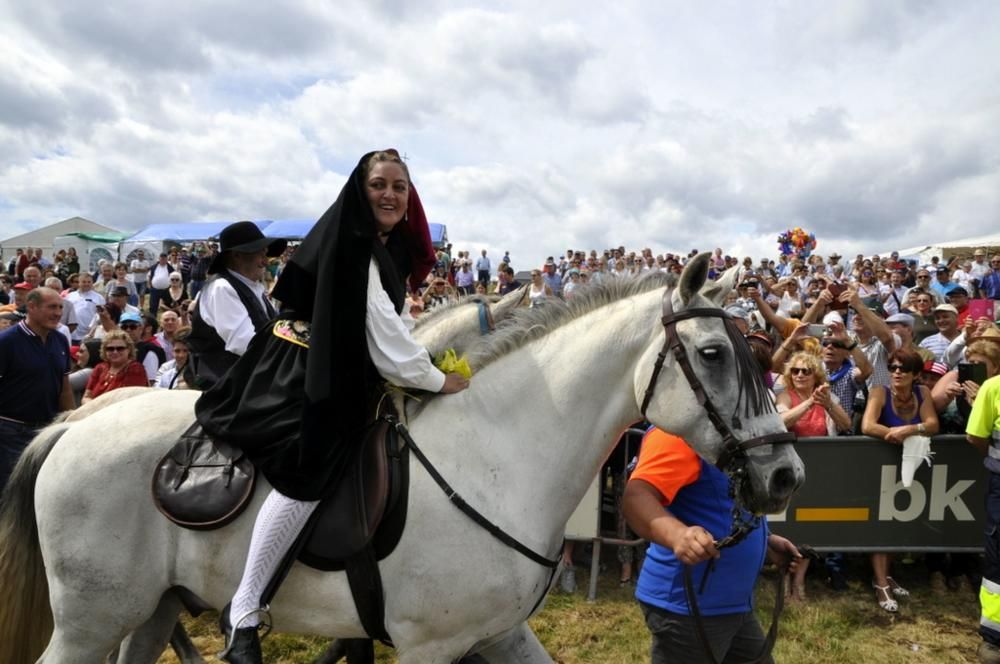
[1,1,998,268]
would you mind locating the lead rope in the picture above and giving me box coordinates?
[682,469,783,664]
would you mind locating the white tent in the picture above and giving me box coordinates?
[892,232,1000,265]
[52,231,130,274]
[0,217,121,262]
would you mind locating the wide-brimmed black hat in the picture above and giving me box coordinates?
[209,221,286,274]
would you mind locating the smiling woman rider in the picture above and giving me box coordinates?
[196,150,471,663]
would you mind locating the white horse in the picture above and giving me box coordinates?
[0,253,804,664]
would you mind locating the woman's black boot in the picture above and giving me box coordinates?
[219,627,262,663]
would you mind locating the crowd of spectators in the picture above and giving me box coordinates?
[4,239,1000,611]
[0,241,273,404]
[467,243,998,611]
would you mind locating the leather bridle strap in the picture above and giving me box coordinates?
[639,289,795,470]
[639,290,741,453]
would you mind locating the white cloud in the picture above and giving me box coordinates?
[0,1,998,270]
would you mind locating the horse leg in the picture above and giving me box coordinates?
[310,638,373,664]
[170,620,207,664]
[36,626,121,664]
[466,622,554,664]
[115,590,197,664]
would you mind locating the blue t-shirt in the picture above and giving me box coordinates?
[633,430,768,616]
[0,321,70,423]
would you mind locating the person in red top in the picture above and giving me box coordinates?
[776,351,852,438]
[81,329,148,403]
[624,429,801,663]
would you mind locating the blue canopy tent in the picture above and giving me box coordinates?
[429,223,447,249]
[261,219,316,240]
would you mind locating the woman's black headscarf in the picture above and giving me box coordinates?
[271,150,436,458]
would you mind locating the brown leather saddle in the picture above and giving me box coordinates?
[153,414,409,567]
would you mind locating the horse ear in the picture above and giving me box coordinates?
[701,265,740,306]
[494,285,530,318]
[678,253,711,305]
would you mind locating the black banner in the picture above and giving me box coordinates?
[769,435,986,552]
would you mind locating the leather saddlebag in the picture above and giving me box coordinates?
[152,423,256,530]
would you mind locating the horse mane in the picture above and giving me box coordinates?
[467,271,676,371]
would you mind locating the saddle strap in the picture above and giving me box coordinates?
[682,564,783,664]
[345,545,391,644]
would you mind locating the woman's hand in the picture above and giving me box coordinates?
[945,380,965,400]
[963,380,981,405]
[440,372,470,394]
[812,384,832,409]
[884,426,911,445]
[963,318,978,338]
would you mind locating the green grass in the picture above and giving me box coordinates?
[159,557,982,663]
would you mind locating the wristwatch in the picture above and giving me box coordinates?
[917,423,926,435]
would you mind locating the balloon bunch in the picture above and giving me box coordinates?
[778,228,817,258]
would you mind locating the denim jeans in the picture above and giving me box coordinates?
[0,419,39,497]
[639,601,773,664]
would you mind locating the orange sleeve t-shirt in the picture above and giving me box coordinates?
[629,429,702,505]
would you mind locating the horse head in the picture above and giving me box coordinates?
[636,252,804,515]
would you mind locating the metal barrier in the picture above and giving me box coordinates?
[564,432,987,600]
[564,428,646,601]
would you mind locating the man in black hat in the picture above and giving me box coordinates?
[186,221,286,388]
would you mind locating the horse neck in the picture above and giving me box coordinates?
[417,291,658,540]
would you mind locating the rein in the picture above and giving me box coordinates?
[387,415,560,619]
[639,288,796,664]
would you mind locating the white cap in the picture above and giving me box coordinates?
[822,311,844,326]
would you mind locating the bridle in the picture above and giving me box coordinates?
[639,287,795,487]
[638,287,797,664]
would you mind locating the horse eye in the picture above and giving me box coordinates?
[699,347,723,362]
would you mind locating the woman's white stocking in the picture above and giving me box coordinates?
[230,489,319,627]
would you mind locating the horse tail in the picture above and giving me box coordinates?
[0,422,70,664]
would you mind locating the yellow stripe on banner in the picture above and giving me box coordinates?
[795,507,870,522]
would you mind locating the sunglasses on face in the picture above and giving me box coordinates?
[121,323,140,330]
[105,346,128,353]
[887,364,907,373]
[821,339,847,350]
[790,367,812,376]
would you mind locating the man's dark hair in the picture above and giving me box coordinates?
[504,266,514,277]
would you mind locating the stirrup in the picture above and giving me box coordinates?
[886,576,909,597]
[872,583,898,612]
[219,605,273,658]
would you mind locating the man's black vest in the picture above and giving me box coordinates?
[187,269,275,388]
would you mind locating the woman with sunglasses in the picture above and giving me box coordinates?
[774,351,851,602]
[856,268,879,298]
[158,271,189,315]
[80,329,148,403]
[861,348,939,611]
[902,288,938,343]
